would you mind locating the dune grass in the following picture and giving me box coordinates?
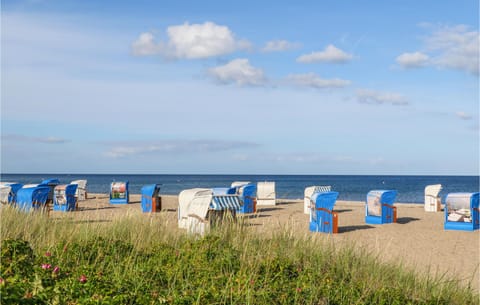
[1,205,478,305]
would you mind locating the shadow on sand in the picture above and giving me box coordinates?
[396,217,420,224]
[257,207,283,213]
[338,225,375,233]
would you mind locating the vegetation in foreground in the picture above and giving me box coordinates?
[0,206,478,305]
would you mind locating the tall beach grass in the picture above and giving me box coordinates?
[1,205,478,304]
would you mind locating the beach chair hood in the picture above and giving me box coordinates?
[178,188,213,229]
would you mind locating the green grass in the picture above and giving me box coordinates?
[1,205,478,305]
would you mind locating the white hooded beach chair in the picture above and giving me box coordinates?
[424,184,442,212]
[257,182,276,206]
[0,185,11,205]
[178,188,242,235]
[304,185,332,214]
[71,180,87,201]
[178,188,213,233]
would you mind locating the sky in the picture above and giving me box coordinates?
[1,0,479,175]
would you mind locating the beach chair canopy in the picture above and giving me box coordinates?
[141,184,161,198]
[311,191,339,211]
[212,187,235,195]
[231,181,251,188]
[446,192,479,210]
[0,185,11,204]
[178,188,213,228]
[16,186,50,211]
[40,179,61,186]
[23,184,39,188]
[210,195,242,211]
[425,184,442,197]
[304,185,332,214]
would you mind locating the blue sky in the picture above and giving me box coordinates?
[1,0,478,175]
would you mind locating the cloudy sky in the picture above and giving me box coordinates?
[1,0,478,174]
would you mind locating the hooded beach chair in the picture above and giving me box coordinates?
[365,190,398,224]
[0,185,11,205]
[178,188,242,235]
[110,181,129,204]
[444,192,479,231]
[15,186,50,212]
[309,191,339,233]
[304,185,332,214]
[71,179,87,201]
[257,181,276,206]
[0,182,23,204]
[53,184,78,212]
[141,184,162,213]
[178,188,214,233]
[39,178,60,204]
[424,184,442,212]
[234,183,257,214]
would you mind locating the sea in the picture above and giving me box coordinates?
[1,174,479,204]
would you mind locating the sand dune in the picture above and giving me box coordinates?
[51,194,480,291]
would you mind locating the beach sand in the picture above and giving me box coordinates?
[50,194,480,291]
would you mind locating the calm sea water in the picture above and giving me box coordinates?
[2,174,478,203]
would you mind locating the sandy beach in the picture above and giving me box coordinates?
[50,193,480,291]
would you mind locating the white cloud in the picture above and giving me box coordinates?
[397,24,479,75]
[427,25,479,75]
[396,52,430,68]
[356,89,409,106]
[456,111,473,120]
[297,44,353,63]
[261,40,301,52]
[131,21,251,59]
[131,32,166,56]
[287,73,351,89]
[2,134,69,144]
[104,140,259,158]
[208,58,266,86]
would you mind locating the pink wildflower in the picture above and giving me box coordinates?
[45,251,51,257]
[41,264,52,270]
[296,287,302,292]
[53,266,60,274]
[0,278,4,285]
[79,275,87,283]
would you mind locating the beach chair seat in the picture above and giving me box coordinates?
[424,184,442,212]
